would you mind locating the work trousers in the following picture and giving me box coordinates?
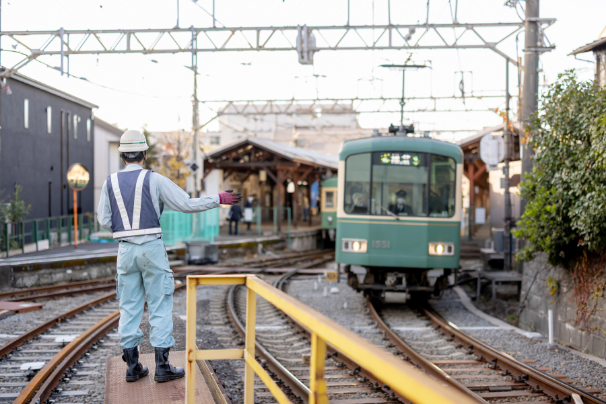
[115,238,175,349]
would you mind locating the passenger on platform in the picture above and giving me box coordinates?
[229,202,243,235]
[303,195,310,222]
[389,189,413,216]
[244,196,254,231]
[97,130,241,384]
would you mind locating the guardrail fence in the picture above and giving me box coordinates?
[185,274,475,404]
[1,214,98,257]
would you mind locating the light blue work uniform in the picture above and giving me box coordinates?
[97,164,219,349]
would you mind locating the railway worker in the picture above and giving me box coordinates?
[389,189,413,216]
[97,130,242,383]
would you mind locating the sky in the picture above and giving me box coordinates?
[1,0,603,142]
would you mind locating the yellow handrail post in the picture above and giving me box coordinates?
[186,276,197,404]
[244,281,257,404]
[309,333,328,404]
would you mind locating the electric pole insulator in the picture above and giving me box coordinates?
[296,25,317,65]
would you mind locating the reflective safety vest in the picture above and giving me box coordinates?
[107,169,162,239]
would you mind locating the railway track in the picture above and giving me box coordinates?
[0,295,119,403]
[370,300,606,404]
[0,279,117,302]
[272,270,606,404]
[0,248,333,403]
[225,268,409,404]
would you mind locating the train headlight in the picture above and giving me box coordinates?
[341,238,367,253]
[428,242,455,256]
[327,216,333,223]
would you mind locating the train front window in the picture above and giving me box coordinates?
[325,191,335,208]
[344,153,371,214]
[370,152,428,217]
[429,155,456,217]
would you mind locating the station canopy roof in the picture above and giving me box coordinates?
[204,137,339,171]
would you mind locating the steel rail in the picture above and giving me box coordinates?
[217,249,334,269]
[247,252,334,269]
[366,298,488,403]
[226,285,312,403]
[7,284,116,302]
[0,277,115,300]
[421,305,606,404]
[0,291,116,358]
[274,270,413,403]
[16,310,120,404]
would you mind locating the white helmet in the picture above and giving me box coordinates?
[118,130,149,152]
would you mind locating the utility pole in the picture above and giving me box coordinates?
[191,26,201,196]
[504,60,512,271]
[520,0,540,212]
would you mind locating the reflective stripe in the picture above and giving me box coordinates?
[112,227,162,239]
[110,173,131,231]
[131,170,148,230]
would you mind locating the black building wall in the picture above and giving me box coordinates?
[0,77,95,220]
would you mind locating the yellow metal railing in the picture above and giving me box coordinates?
[185,275,476,404]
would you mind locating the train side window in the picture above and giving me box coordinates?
[325,191,334,208]
[429,155,456,217]
[370,152,428,217]
[344,153,371,215]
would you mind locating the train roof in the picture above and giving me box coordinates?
[321,177,338,187]
[340,135,463,164]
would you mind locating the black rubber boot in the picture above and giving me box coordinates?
[122,347,149,382]
[154,347,185,383]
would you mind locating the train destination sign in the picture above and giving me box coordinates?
[378,152,421,166]
[66,163,90,191]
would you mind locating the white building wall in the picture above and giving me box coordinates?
[202,104,373,156]
[93,122,122,213]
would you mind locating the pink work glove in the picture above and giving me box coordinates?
[218,190,242,205]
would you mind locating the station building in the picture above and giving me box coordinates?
[202,137,338,229]
[0,73,97,220]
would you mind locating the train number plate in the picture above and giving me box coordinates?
[372,240,391,249]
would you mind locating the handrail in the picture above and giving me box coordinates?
[185,274,477,404]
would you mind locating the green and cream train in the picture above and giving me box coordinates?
[320,177,338,246]
[335,135,463,301]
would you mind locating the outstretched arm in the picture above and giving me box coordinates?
[157,174,241,213]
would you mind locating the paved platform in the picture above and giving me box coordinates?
[104,351,217,404]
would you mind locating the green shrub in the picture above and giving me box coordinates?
[514,70,606,268]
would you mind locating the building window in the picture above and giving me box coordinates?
[73,115,81,139]
[210,136,220,145]
[87,119,91,142]
[47,106,52,134]
[24,99,29,129]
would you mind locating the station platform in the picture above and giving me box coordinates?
[105,351,222,404]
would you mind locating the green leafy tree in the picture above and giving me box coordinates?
[514,70,606,267]
[2,184,31,223]
[142,128,159,170]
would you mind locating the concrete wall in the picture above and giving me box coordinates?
[520,253,606,358]
[1,78,95,219]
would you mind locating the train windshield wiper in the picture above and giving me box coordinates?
[381,206,400,220]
